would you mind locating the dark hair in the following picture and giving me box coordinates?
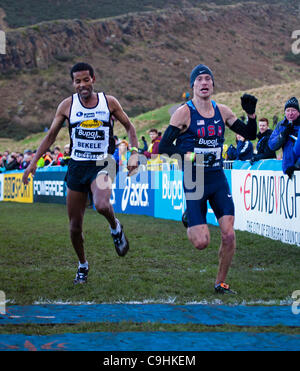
[149,128,158,134]
[259,118,269,126]
[70,62,94,80]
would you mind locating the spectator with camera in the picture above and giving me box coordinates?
[268,97,300,178]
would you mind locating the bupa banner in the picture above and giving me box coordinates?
[111,170,155,217]
[33,169,68,204]
[232,169,300,247]
[154,170,186,221]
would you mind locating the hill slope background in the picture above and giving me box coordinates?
[1,79,299,153]
[0,1,299,140]
[0,0,295,29]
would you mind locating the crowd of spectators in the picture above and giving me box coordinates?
[1,97,299,178]
[0,144,71,173]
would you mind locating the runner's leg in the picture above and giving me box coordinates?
[215,215,236,285]
[67,188,88,264]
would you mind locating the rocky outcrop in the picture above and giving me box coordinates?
[0,3,295,73]
[0,2,299,138]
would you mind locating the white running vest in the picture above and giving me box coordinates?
[68,92,113,162]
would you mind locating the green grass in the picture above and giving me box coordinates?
[0,202,299,305]
[0,201,299,336]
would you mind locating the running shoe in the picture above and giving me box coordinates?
[111,222,129,257]
[74,267,89,284]
[214,282,237,294]
[182,210,188,228]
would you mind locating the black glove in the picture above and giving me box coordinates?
[286,166,295,179]
[279,120,294,144]
[241,94,258,115]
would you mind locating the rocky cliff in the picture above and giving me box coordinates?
[0,2,299,138]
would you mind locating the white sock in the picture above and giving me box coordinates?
[78,261,88,269]
[110,219,121,234]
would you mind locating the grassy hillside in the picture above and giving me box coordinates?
[1,80,299,154]
[0,0,292,28]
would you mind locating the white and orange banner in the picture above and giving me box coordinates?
[232,169,300,246]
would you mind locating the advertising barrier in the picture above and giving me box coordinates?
[111,170,155,217]
[232,169,300,247]
[3,171,33,203]
[154,170,186,221]
[0,160,299,247]
[33,168,68,204]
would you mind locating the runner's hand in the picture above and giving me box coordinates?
[22,163,37,185]
[127,152,139,176]
[241,94,257,115]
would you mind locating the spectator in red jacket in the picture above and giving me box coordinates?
[143,129,161,159]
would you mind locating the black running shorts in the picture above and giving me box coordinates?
[184,169,234,227]
[66,159,115,193]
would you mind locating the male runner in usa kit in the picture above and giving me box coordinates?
[23,62,139,284]
[159,64,258,294]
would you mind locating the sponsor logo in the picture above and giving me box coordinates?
[162,173,184,211]
[76,128,104,141]
[214,119,221,124]
[121,177,149,211]
[84,113,95,118]
[34,180,65,197]
[197,138,219,147]
[76,112,83,117]
[3,174,33,202]
[80,119,103,129]
[241,173,300,219]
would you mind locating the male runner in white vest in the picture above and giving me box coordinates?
[23,62,139,284]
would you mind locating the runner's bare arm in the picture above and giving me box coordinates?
[22,98,71,184]
[107,95,138,149]
[106,95,139,176]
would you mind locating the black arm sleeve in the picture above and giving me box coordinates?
[158,125,186,156]
[230,117,257,140]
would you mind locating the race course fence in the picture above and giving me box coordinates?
[0,159,299,247]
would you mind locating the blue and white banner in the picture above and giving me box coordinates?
[154,170,185,221]
[111,170,155,217]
